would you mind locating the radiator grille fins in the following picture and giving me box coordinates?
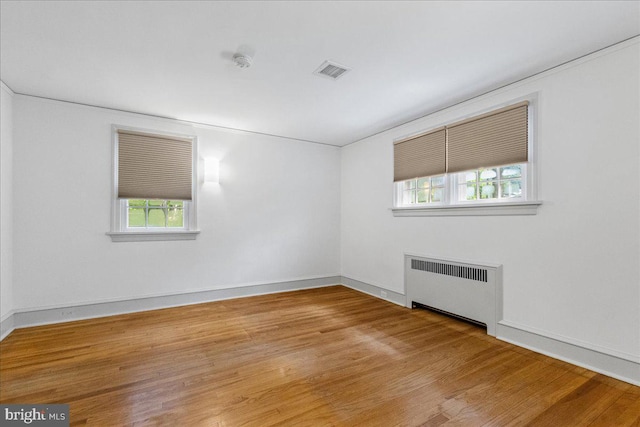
[411,259,487,282]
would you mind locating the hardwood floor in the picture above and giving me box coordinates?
[1,285,638,426]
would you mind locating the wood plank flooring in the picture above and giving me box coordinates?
[1,286,638,426]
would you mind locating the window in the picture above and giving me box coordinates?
[107,126,199,242]
[393,100,540,216]
[395,163,527,207]
[126,200,186,229]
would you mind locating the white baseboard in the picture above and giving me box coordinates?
[497,321,639,386]
[0,310,15,341]
[0,276,341,340]
[341,275,407,307]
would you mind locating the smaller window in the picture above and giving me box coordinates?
[107,125,199,242]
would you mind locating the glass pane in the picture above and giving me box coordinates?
[479,169,497,181]
[479,182,497,199]
[431,187,443,202]
[167,208,184,227]
[416,189,428,203]
[128,199,146,207]
[128,208,145,227]
[464,172,477,183]
[417,178,430,189]
[148,200,165,207]
[459,184,476,201]
[168,200,184,208]
[402,180,416,190]
[402,190,415,205]
[501,165,522,179]
[431,176,445,186]
[148,208,166,227]
[500,180,522,198]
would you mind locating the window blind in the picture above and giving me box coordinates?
[447,101,529,173]
[117,129,193,201]
[393,127,446,182]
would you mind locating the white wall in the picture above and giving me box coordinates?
[12,97,341,310]
[341,41,639,361]
[1,83,14,320]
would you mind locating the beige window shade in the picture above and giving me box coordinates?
[446,101,529,173]
[394,127,446,182]
[117,130,193,200]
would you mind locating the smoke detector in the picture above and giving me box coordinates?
[314,60,351,80]
[232,53,253,68]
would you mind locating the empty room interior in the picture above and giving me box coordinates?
[1,1,639,426]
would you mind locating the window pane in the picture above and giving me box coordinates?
[431,187,443,202]
[501,165,522,179]
[479,168,497,181]
[459,184,477,201]
[167,208,183,227]
[500,180,522,198]
[128,208,145,227]
[128,199,146,207]
[417,178,430,189]
[148,208,166,227]
[479,182,497,199]
[148,200,165,207]
[464,172,477,183]
[431,176,445,186]
[416,189,428,203]
[168,200,183,208]
[402,190,415,205]
[402,180,416,190]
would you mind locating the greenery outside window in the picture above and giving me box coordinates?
[127,200,186,229]
[108,125,199,242]
[395,163,526,207]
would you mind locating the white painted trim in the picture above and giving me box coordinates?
[0,310,15,341]
[14,273,342,313]
[341,275,406,307]
[499,319,639,364]
[497,321,639,386]
[392,200,541,217]
[106,230,200,242]
[0,276,341,339]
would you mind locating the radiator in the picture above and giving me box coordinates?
[405,254,502,336]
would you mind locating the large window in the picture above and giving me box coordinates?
[393,100,539,215]
[395,164,525,207]
[108,126,199,241]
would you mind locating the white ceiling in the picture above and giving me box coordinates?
[1,1,638,146]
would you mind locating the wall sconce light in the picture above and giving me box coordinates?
[205,158,220,184]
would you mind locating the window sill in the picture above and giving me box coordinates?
[106,230,200,242]
[391,201,542,217]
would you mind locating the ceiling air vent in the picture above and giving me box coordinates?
[314,60,351,80]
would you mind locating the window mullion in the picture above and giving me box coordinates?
[145,200,149,228]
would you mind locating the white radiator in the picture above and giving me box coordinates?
[405,254,502,336]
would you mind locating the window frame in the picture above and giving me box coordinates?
[123,199,188,231]
[392,95,541,217]
[107,125,200,242]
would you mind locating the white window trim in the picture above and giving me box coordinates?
[392,94,541,217]
[107,125,200,242]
